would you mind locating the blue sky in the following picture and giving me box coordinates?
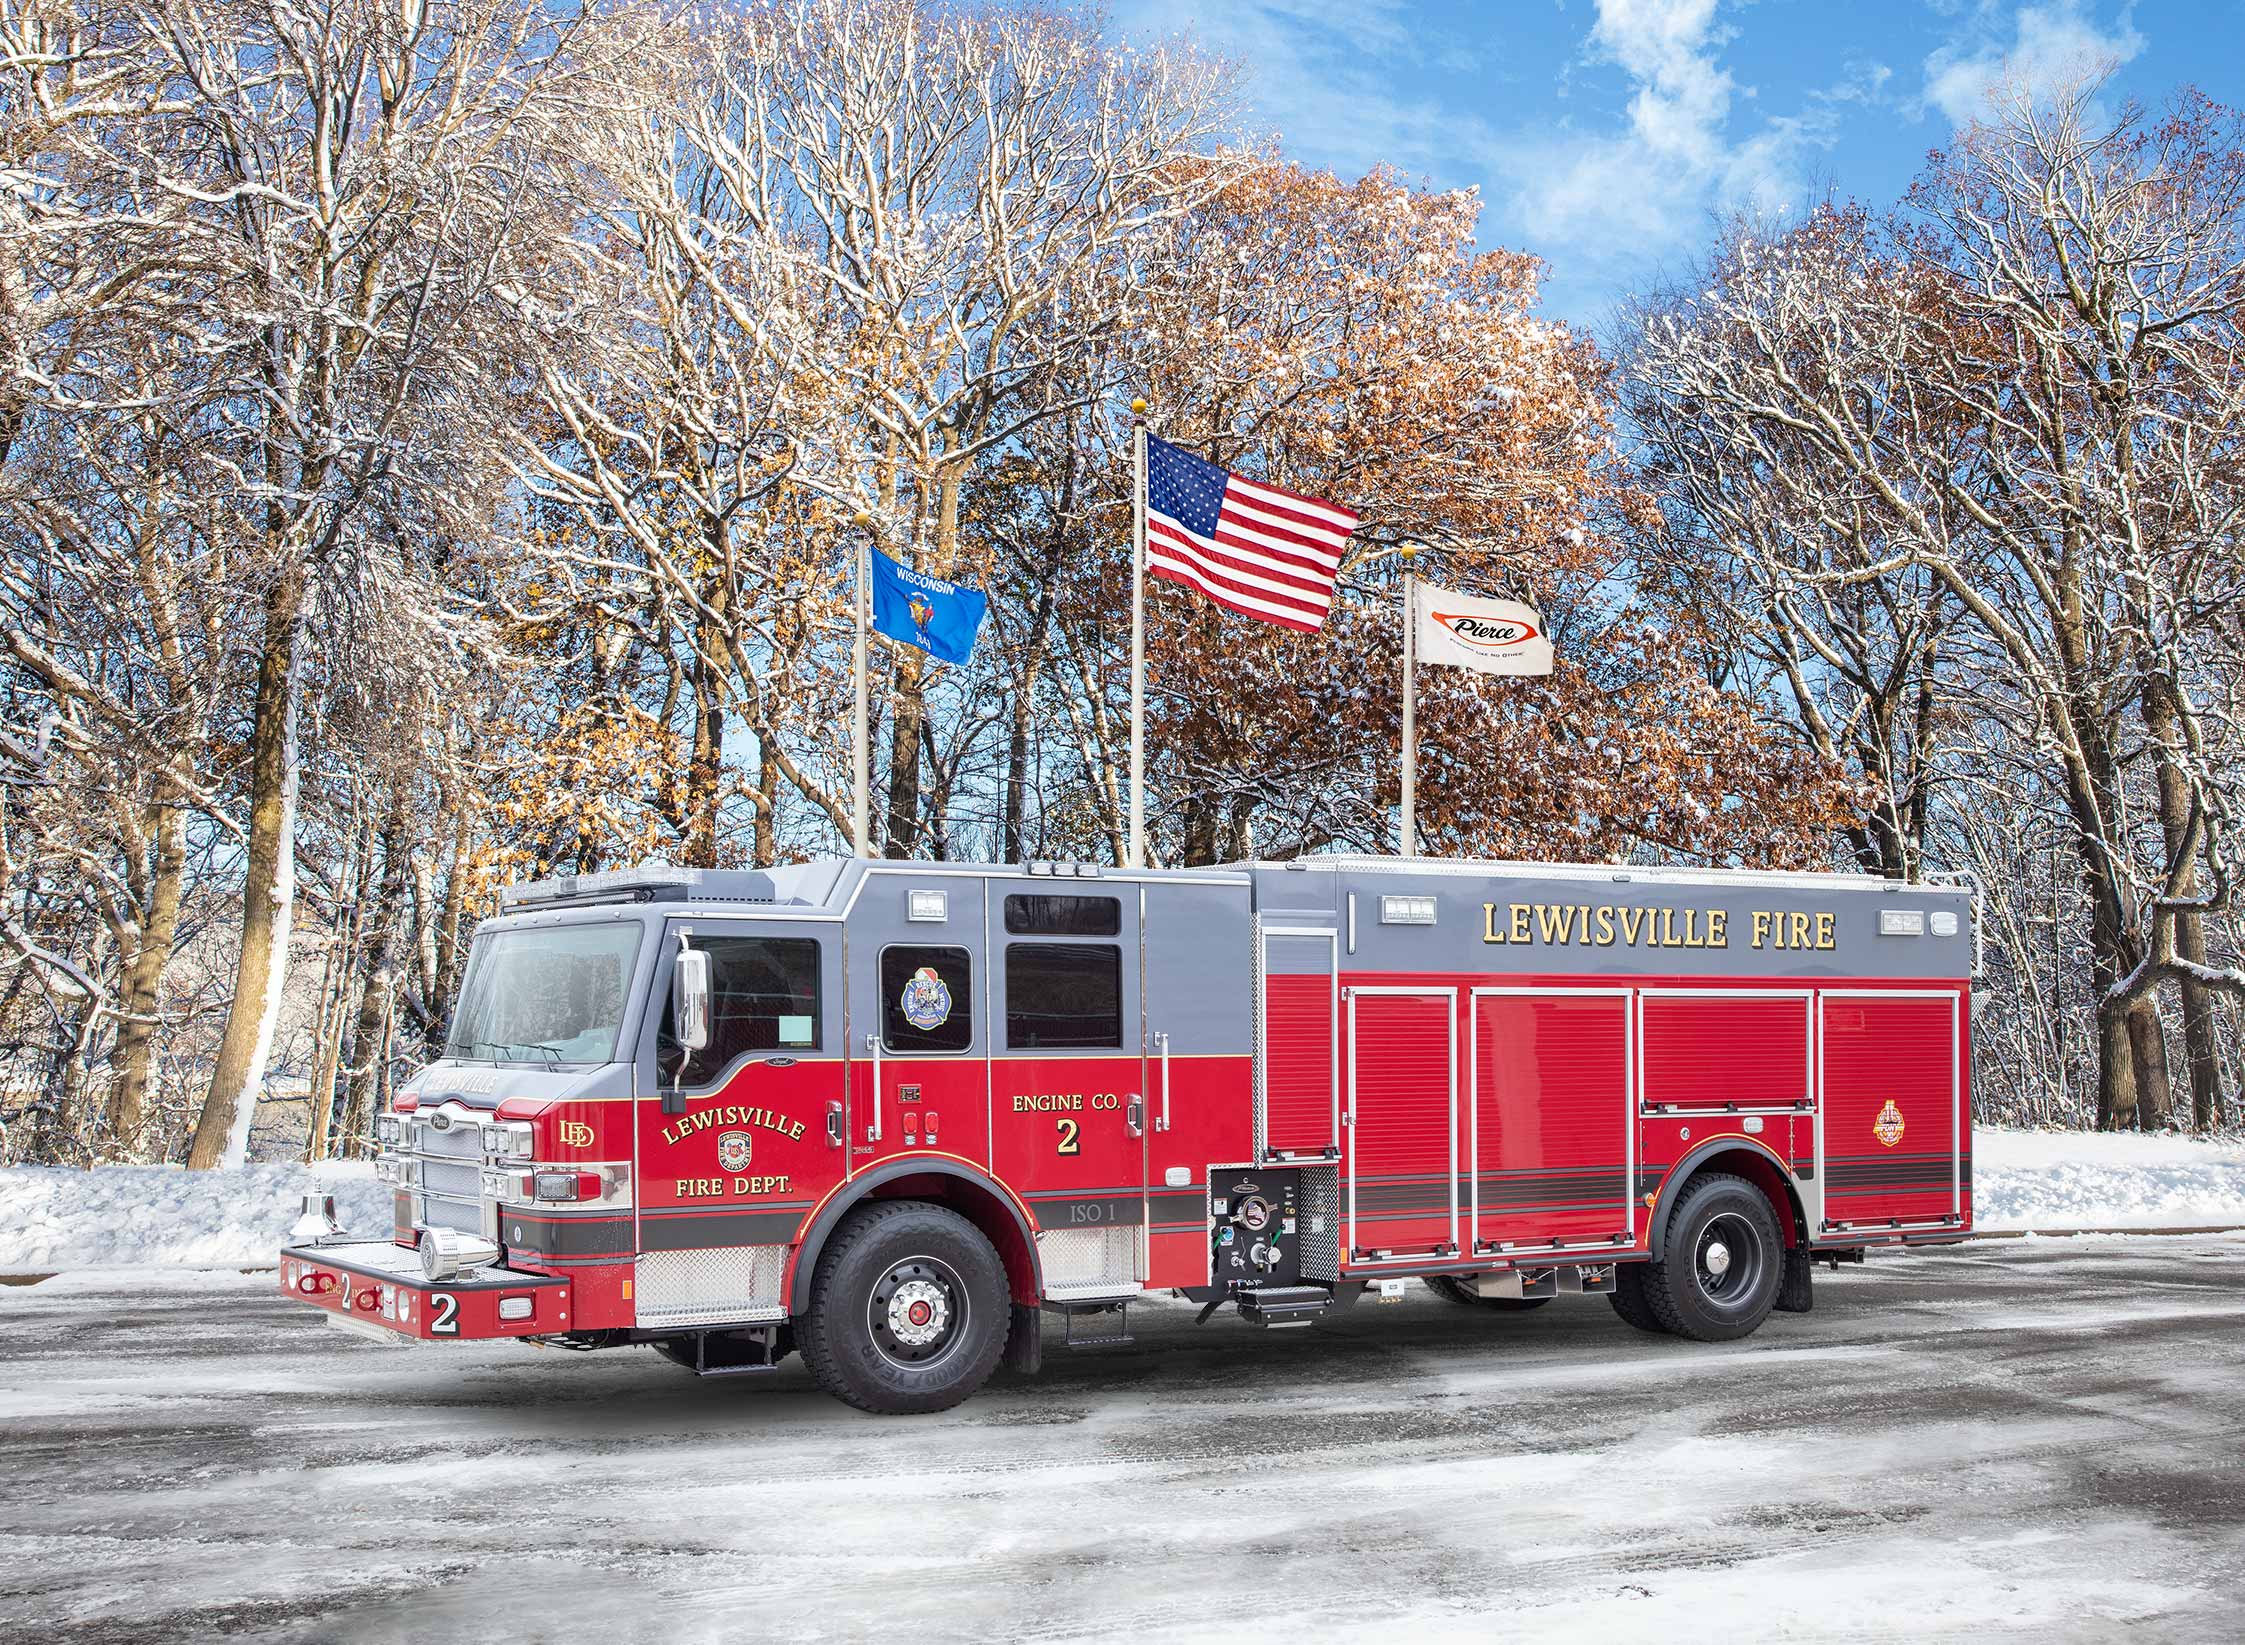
[1110,1,2243,334]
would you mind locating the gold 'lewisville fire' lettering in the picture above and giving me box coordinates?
[659,1104,807,1148]
[1484,903,1835,951]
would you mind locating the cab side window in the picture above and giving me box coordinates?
[1005,943,1122,1049]
[659,935,821,1087]
[881,944,973,1053]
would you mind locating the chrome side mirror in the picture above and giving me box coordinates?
[673,948,712,1052]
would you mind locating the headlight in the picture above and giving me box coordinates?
[374,1113,403,1146]
[481,1122,534,1160]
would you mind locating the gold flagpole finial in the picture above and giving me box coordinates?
[1130,398,1148,417]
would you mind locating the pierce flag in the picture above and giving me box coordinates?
[1412,582,1554,676]
[868,547,986,667]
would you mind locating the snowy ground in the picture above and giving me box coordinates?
[0,1161,387,1270]
[2,1239,2243,1642]
[5,1128,2244,1273]
[1975,1129,2245,1231]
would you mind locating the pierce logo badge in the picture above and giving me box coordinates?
[558,1121,594,1149]
[900,965,952,1031]
[1431,611,1541,652]
[717,1130,753,1173]
[1873,1099,1906,1148]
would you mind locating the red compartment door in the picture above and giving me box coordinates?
[1639,991,1812,1112]
[1261,926,1338,1158]
[1473,991,1633,1249]
[1347,989,1457,1258]
[1820,991,1961,1230]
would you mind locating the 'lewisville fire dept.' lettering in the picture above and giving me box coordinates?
[1482,902,1837,952]
[659,1103,806,1147]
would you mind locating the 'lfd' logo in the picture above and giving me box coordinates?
[1872,1100,1906,1148]
[558,1121,594,1149]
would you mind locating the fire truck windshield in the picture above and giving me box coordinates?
[444,923,642,1065]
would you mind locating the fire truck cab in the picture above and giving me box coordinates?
[281,856,1974,1413]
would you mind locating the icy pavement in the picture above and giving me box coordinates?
[3,1239,2244,1642]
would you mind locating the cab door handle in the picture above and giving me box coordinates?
[864,1033,882,1143]
[1126,1093,1144,1137]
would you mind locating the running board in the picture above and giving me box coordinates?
[1057,1301,1134,1349]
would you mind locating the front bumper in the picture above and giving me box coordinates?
[279,1239,572,1341]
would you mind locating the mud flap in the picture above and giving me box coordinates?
[1004,1301,1043,1375]
[1775,1244,1814,1313]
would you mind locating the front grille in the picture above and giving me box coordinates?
[418,1158,482,1200]
[415,1193,483,1234]
[412,1119,485,1160]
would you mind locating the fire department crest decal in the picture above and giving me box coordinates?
[900,965,952,1031]
[1873,1099,1906,1148]
[717,1130,753,1173]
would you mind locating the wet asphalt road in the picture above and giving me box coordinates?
[3,1237,2244,1644]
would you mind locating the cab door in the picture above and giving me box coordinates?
[632,919,843,1329]
[987,879,1144,1298]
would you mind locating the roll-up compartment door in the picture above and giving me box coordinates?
[1260,926,1338,1159]
[1473,991,1633,1249]
[1820,992,1961,1230]
[1639,992,1812,1113]
[1347,989,1457,1259]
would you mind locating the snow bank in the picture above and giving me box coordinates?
[0,1162,389,1271]
[1975,1127,2245,1230]
[5,1128,2243,1273]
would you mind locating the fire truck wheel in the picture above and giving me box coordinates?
[1642,1173,1783,1342]
[1606,1264,1667,1334]
[798,1200,1008,1414]
[1422,1276,1552,1310]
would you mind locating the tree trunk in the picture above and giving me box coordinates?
[341,798,410,1157]
[884,645,927,858]
[2125,999,2175,1130]
[2094,990,2137,1131]
[2178,914,2225,1129]
[188,569,308,1170]
[752,735,780,867]
[305,806,375,1162]
[2143,672,2227,1129]
[684,610,728,867]
[107,798,186,1153]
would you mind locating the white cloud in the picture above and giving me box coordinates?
[1920,2,2146,126]
[1114,0,1486,180]
[1502,1,1867,270]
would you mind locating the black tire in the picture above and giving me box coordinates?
[1606,1263,1667,1334]
[1641,1172,1783,1342]
[797,1200,1008,1414]
[1423,1275,1552,1311]
[651,1325,794,1374]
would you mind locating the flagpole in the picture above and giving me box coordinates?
[1400,542,1418,859]
[850,510,871,858]
[1128,399,1148,870]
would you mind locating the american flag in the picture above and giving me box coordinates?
[1143,434,1357,632]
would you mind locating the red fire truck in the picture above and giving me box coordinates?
[280,855,1975,1412]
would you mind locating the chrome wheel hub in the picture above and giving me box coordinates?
[1693,1211,1760,1307]
[868,1254,967,1368]
[886,1278,950,1347]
